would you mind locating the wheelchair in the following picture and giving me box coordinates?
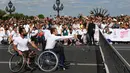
[9,50,38,73]
[37,50,59,72]
[8,43,16,55]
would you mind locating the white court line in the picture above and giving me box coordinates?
[0,61,102,66]
[0,48,8,50]
[70,63,103,66]
[99,46,110,73]
[117,49,130,51]
[114,46,130,48]
[0,61,10,64]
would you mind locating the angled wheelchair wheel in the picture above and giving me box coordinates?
[37,51,59,72]
[8,43,16,55]
[9,54,25,73]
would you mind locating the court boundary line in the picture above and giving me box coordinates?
[117,49,130,51]
[0,61,103,66]
[99,46,110,73]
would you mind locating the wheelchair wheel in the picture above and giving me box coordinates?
[9,54,25,73]
[38,51,59,72]
[8,43,16,55]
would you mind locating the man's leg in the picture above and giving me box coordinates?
[88,34,92,45]
[91,34,95,45]
[41,40,46,51]
[53,45,66,67]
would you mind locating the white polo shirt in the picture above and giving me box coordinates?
[13,36,31,51]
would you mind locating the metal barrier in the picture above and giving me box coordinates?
[99,30,130,73]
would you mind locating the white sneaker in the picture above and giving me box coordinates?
[64,43,68,45]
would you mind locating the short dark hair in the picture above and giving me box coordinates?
[13,26,17,30]
[50,28,56,34]
[19,26,25,34]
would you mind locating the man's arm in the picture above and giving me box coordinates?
[29,41,40,51]
[55,35,77,40]
[13,38,23,55]
[13,44,23,55]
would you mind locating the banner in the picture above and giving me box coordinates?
[102,29,130,41]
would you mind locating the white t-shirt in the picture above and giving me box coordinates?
[101,24,106,29]
[23,24,30,32]
[10,31,20,40]
[56,25,62,34]
[0,27,5,37]
[13,36,31,51]
[73,24,80,29]
[71,30,77,35]
[76,29,83,35]
[31,30,38,36]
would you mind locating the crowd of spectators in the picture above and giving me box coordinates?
[0,14,130,45]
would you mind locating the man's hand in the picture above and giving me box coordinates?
[37,48,41,51]
[74,34,77,39]
[18,51,23,56]
[29,41,41,51]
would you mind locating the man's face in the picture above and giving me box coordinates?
[22,28,27,36]
[54,29,58,35]
[14,27,17,32]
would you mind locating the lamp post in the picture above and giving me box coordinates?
[53,0,64,17]
[5,1,15,14]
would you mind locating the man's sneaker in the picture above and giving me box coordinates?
[63,67,66,70]
[64,43,68,45]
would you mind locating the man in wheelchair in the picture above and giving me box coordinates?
[13,26,40,69]
[44,28,76,70]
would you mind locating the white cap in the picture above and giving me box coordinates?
[113,18,117,21]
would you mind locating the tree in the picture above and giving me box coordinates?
[90,8,109,17]
[11,13,24,19]
[38,14,44,19]
[28,16,34,20]
[0,9,6,19]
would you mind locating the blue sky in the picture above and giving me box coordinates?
[0,0,130,17]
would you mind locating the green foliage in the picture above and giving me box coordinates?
[0,12,35,20]
[11,13,24,19]
[0,9,6,18]
[38,14,44,19]
[28,16,34,20]
[90,8,109,17]
[0,9,43,20]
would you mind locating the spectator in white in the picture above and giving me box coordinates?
[62,24,69,45]
[0,24,5,37]
[76,28,83,44]
[68,28,77,45]
[103,26,113,44]
[101,21,107,29]
[56,23,62,36]
[30,27,38,44]
[80,25,87,44]
[112,19,120,28]
[23,24,30,32]
[9,26,20,43]
[0,25,5,43]
[72,21,80,29]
